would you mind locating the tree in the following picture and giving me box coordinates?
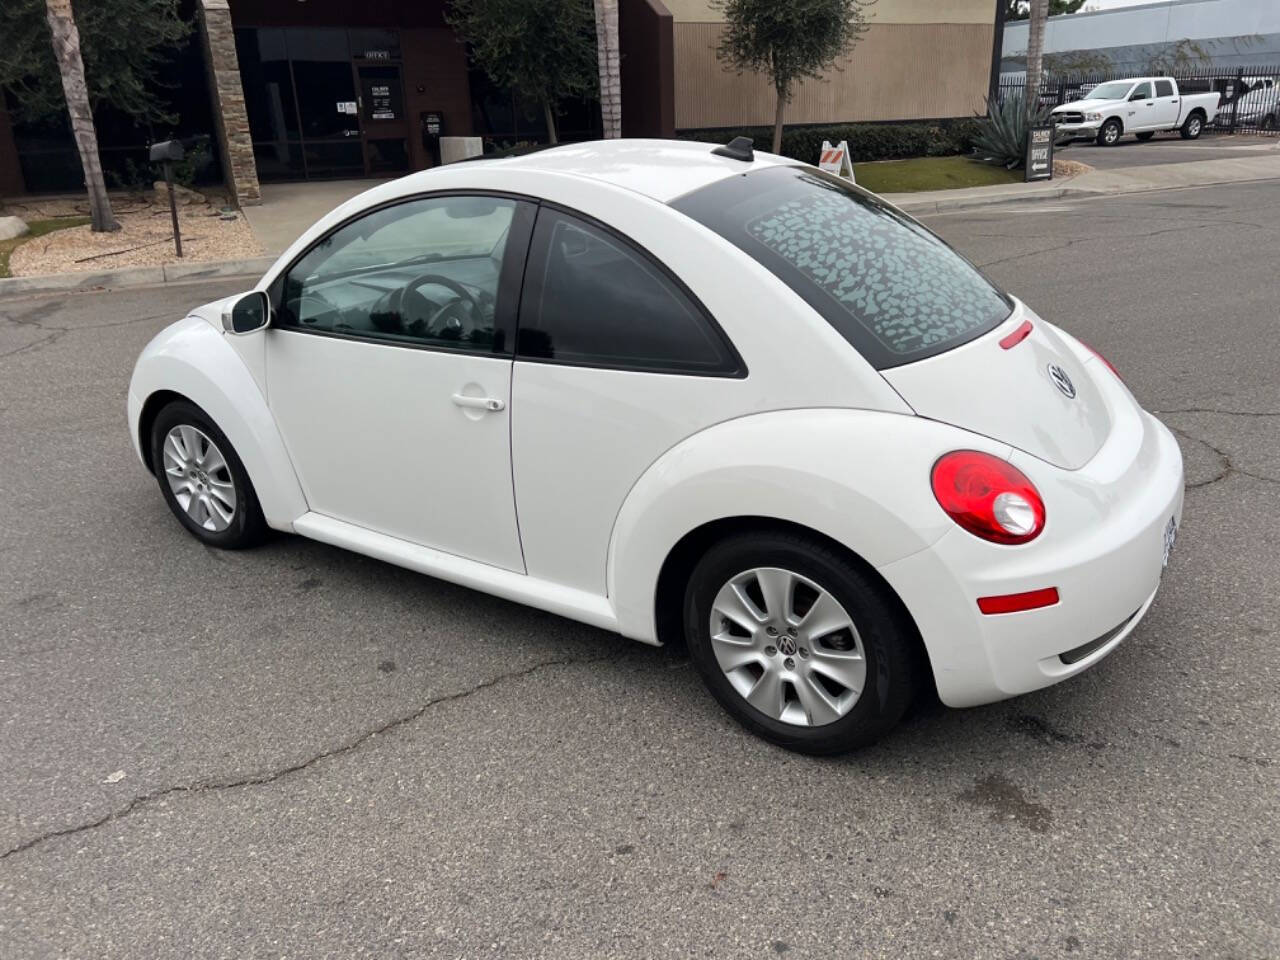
[1003,0,1084,20]
[448,0,597,145]
[1024,0,1048,122]
[714,0,871,155]
[0,0,191,232]
[594,0,621,138]
[43,0,116,231]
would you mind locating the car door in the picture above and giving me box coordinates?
[265,193,535,572]
[508,206,749,595]
[1152,79,1180,128]
[1128,81,1155,129]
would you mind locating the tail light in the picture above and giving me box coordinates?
[931,451,1046,545]
[1081,340,1122,381]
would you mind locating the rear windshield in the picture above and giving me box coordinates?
[671,166,1012,369]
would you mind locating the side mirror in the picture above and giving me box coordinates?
[1130,92,1146,102]
[222,290,269,335]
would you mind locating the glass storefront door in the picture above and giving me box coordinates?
[234,27,409,181]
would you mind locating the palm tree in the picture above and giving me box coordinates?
[1024,0,1048,122]
[593,0,621,138]
[44,0,118,232]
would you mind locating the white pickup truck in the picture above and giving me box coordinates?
[1051,77,1220,145]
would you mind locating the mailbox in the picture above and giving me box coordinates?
[149,139,185,163]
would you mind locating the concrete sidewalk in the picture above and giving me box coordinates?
[886,146,1280,214]
[242,179,389,257]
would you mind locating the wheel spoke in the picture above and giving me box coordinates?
[807,650,866,696]
[794,674,843,726]
[797,590,853,641]
[208,479,236,510]
[744,667,785,719]
[711,637,762,673]
[712,581,766,634]
[206,494,233,527]
[185,491,206,523]
[200,444,228,475]
[755,568,794,624]
[178,425,202,462]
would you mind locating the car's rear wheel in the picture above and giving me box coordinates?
[1180,114,1204,139]
[1261,114,1277,131]
[1135,131,1155,141]
[150,400,266,549]
[683,531,916,754]
[1097,119,1123,146]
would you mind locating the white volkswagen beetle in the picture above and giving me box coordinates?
[128,139,1184,753]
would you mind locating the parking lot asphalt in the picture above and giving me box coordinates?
[1,180,1277,959]
[1063,131,1278,168]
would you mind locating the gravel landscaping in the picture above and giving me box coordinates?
[1,188,261,277]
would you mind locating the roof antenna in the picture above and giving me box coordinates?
[711,136,754,162]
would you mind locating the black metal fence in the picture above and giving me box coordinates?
[995,65,1280,136]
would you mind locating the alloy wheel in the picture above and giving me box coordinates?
[162,424,237,532]
[709,567,867,727]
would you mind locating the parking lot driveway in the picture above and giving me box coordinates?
[1,181,1277,959]
[1064,132,1278,168]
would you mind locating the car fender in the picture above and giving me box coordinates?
[606,408,1012,643]
[128,317,307,530]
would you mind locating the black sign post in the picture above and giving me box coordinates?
[1025,123,1054,182]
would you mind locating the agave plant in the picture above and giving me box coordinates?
[970,93,1063,170]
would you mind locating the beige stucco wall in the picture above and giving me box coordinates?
[665,0,995,24]
[671,1,999,129]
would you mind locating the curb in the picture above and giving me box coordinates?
[0,255,276,298]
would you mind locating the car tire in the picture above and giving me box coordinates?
[1261,114,1277,132]
[150,400,267,549]
[683,531,918,754]
[1096,119,1123,146]
[1180,114,1204,139]
[1135,131,1155,141]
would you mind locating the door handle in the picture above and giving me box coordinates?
[452,393,505,412]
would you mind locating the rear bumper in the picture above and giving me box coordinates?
[878,407,1184,708]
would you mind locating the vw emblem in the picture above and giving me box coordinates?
[1047,363,1076,399]
[777,636,797,656]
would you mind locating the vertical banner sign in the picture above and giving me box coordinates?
[819,140,856,183]
[1025,124,1054,182]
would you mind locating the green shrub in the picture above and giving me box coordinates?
[677,119,982,164]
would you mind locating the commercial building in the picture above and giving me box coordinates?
[1000,0,1280,74]
[1,0,1002,203]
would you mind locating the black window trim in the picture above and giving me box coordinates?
[512,201,748,379]
[266,189,538,359]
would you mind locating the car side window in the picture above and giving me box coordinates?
[1131,82,1153,100]
[277,195,531,354]
[1155,80,1174,97]
[516,209,741,375]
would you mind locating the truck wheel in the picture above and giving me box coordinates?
[1136,131,1155,141]
[1180,114,1204,140]
[1097,119,1123,146]
[1261,114,1277,132]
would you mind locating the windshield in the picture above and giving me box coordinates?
[1085,81,1138,100]
[671,166,1012,369]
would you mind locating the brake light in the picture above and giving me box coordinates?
[931,451,1046,545]
[1081,340,1122,380]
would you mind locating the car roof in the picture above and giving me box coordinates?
[444,138,796,204]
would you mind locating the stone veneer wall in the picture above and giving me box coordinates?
[198,0,261,206]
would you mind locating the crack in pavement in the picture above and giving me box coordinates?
[975,221,1223,270]
[1168,424,1280,490]
[1156,406,1280,418]
[0,651,623,863]
[0,310,172,360]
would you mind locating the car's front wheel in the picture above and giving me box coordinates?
[683,531,917,754]
[1097,119,1123,146]
[150,400,266,549]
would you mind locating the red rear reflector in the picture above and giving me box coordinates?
[999,320,1033,350]
[978,587,1060,615]
[1080,339,1122,380]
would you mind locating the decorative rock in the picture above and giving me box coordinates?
[152,181,206,206]
[0,216,30,241]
